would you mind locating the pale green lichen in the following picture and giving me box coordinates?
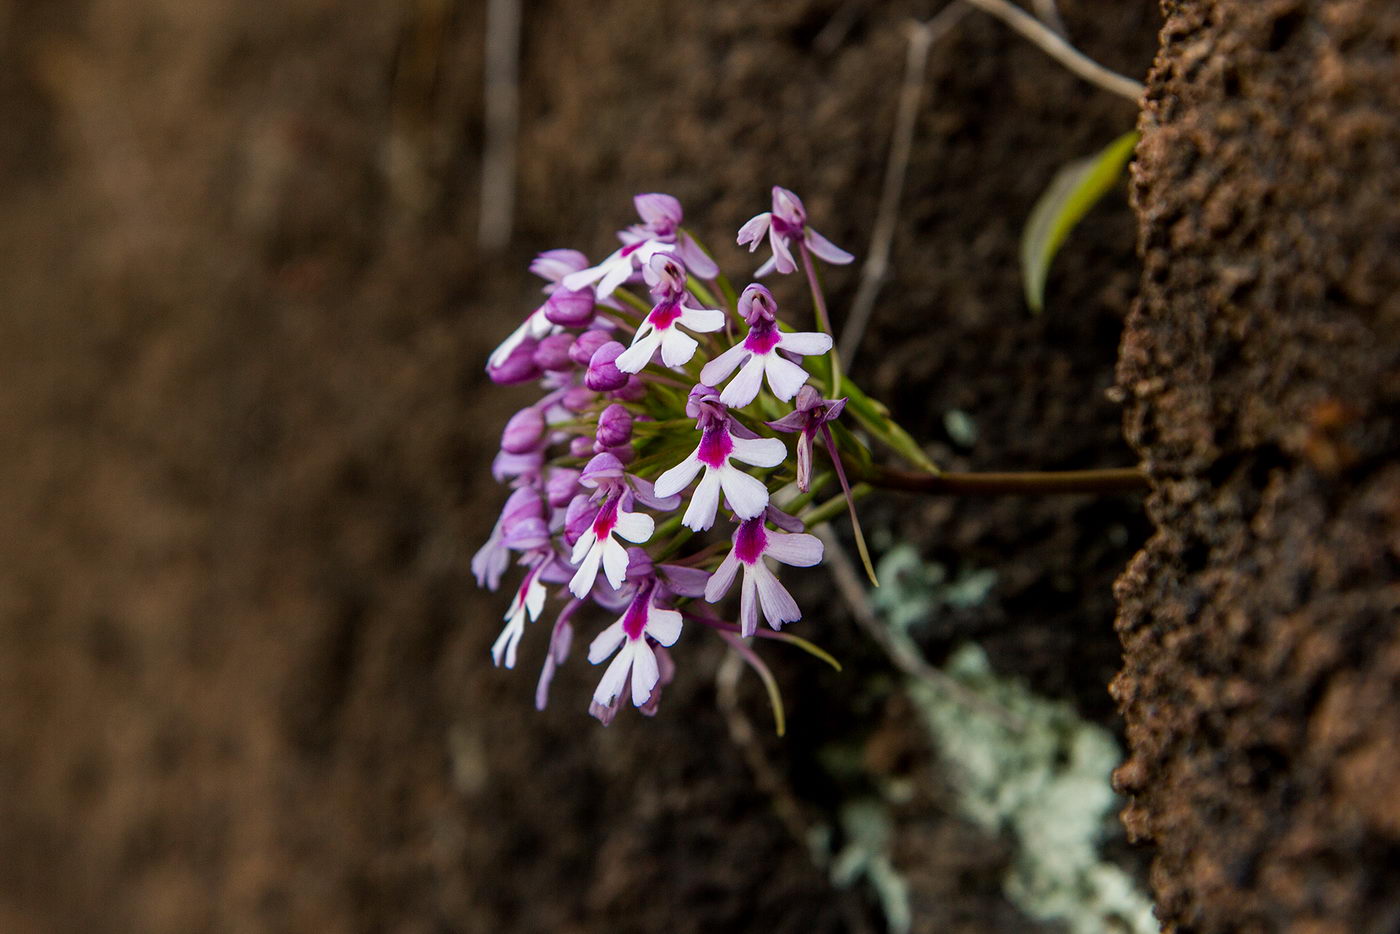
[864,545,1155,933]
[908,644,1157,934]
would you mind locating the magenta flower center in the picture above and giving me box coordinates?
[622,592,651,640]
[648,300,683,330]
[592,497,619,538]
[743,319,782,355]
[734,518,768,564]
[696,424,735,468]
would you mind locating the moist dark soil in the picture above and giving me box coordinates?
[1115,1,1400,931]
[0,0,1263,930]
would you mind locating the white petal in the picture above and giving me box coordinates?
[646,607,683,646]
[487,318,531,369]
[805,227,854,265]
[601,538,630,589]
[615,330,661,373]
[491,612,525,668]
[739,568,759,637]
[763,354,811,401]
[561,260,609,292]
[679,306,726,333]
[776,331,833,356]
[769,229,797,274]
[704,550,741,603]
[682,469,723,531]
[763,531,824,567]
[613,510,655,544]
[753,255,777,278]
[659,329,698,367]
[592,643,634,705]
[595,260,635,300]
[524,574,548,619]
[570,528,598,565]
[587,618,627,664]
[630,642,659,707]
[568,542,603,598]
[719,354,766,408]
[700,342,749,387]
[751,560,801,628]
[736,212,771,249]
[653,451,704,498]
[729,436,788,468]
[718,466,770,519]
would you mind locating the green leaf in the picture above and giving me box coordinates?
[1021,130,1138,314]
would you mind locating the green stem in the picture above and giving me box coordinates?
[799,241,842,398]
[865,464,1148,495]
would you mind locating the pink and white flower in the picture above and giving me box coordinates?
[491,566,548,668]
[587,587,683,708]
[562,194,718,299]
[568,496,656,597]
[616,256,726,372]
[700,285,832,407]
[704,516,824,636]
[737,186,854,277]
[652,415,786,531]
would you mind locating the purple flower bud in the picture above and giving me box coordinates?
[595,404,633,449]
[612,375,646,402]
[580,452,625,487]
[498,486,545,535]
[561,385,596,413]
[585,341,628,392]
[624,546,654,584]
[569,436,594,458]
[492,448,543,482]
[487,336,541,385]
[563,493,598,547]
[500,406,546,454]
[531,249,589,287]
[545,467,582,508]
[771,186,808,228]
[570,329,612,367]
[533,333,575,372]
[634,193,683,236]
[543,286,596,326]
[501,516,549,551]
[534,601,580,711]
[738,283,778,326]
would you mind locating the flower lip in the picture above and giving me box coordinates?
[742,318,783,355]
[621,589,651,640]
[696,424,736,468]
[734,517,768,564]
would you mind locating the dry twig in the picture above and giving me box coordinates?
[959,0,1144,101]
[479,0,522,249]
[839,6,968,367]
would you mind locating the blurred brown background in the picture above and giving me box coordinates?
[0,1,1172,931]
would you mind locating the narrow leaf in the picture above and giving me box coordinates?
[1021,130,1138,314]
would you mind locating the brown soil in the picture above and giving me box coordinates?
[0,1,1164,931]
[1114,0,1400,930]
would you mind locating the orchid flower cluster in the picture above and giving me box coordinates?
[475,188,867,725]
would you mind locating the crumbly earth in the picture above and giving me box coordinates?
[0,1,1161,931]
[1114,0,1400,930]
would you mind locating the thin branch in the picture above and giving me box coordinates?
[1031,0,1069,38]
[958,0,1144,101]
[840,6,968,367]
[479,0,522,249]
